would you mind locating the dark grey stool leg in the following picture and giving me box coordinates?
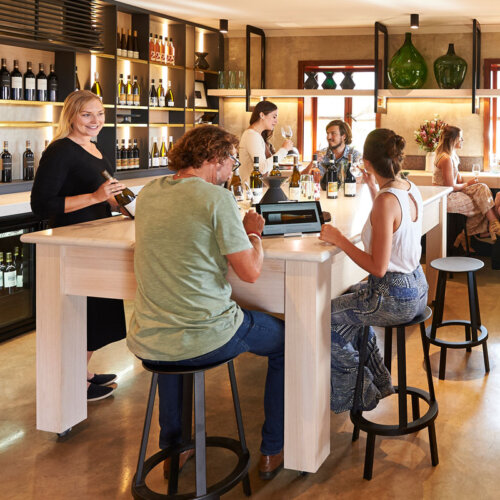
[467,271,479,342]
[396,326,408,429]
[194,372,207,497]
[228,361,251,497]
[352,326,370,442]
[384,327,392,373]
[431,271,447,339]
[363,433,376,480]
[471,271,490,372]
[420,322,436,402]
[438,348,447,380]
[428,422,439,466]
[135,372,158,486]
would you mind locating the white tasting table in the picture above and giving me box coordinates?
[21,184,451,473]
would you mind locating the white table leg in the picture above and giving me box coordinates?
[36,244,87,433]
[284,259,331,472]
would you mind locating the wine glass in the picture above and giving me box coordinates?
[472,163,481,180]
[281,125,293,140]
[351,158,363,178]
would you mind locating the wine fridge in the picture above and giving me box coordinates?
[0,213,43,342]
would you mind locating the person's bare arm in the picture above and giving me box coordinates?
[63,179,127,213]
[438,156,476,191]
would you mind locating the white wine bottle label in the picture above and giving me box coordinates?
[327,182,338,198]
[37,80,47,90]
[126,94,134,106]
[344,182,356,196]
[159,96,165,107]
[16,274,23,288]
[133,51,139,59]
[4,270,16,288]
[117,48,123,56]
[124,197,136,217]
[168,101,174,107]
[150,96,158,106]
[11,76,22,89]
[160,156,167,167]
[133,94,140,105]
[119,93,126,105]
[289,187,300,201]
[127,50,134,58]
[25,78,35,90]
[252,187,263,204]
[152,157,160,167]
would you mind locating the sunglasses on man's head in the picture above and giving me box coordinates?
[228,154,241,171]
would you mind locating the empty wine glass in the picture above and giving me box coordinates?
[281,125,293,140]
[472,163,481,180]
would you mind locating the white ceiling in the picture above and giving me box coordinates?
[120,0,500,34]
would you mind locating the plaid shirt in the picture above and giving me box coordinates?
[318,144,361,175]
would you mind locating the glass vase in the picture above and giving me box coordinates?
[340,71,355,90]
[304,72,319,90]
[433,44,468,89]
[387,32,427,89]
[194,52,210,70]
[322,71,336,89]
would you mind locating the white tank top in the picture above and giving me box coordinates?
[361,180,423,274]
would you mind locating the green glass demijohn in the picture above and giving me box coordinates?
[388,32,428,89]
[433,43,468,89]
[322,71,336,89]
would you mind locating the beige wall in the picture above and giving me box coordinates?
[223,31,500,159]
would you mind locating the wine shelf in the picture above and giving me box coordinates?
[116,105,149,110]
[92,52,116,60]
[103,104,116,109]
[114,123,148,128]
[149,62,185,71]
[185,108,194,112]
[149,107,184,112]
[117,56,148,65]
[195,108,218,113]
[0,122,55,128]
[149,123,184,127]
[194,69,219,75]
[0,100,64,106]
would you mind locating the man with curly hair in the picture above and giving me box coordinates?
[128,125,286,481]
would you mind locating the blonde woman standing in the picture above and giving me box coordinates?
[31,90,127,401]
[432,125,500,241]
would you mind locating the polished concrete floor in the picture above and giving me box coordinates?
[2,259,500,500]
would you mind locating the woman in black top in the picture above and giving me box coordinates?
[31,90,128,402]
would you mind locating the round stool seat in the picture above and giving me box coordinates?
[142,357,235,375]
[392,306,432,328]
[430,256,484,273]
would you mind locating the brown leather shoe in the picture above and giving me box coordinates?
[258,450,284,480]
[163,449,195,479]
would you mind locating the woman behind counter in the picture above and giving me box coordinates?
[432,125,500,243]
[238,100,293,183]
[31,90,128,402]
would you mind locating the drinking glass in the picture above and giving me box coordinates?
[299,174,313,200]
[218,70,226,89]
[472,163,481,179]
[228,70,236,89]
[351,158,363,178]
[237,70,245,89]
[281,125,293,140]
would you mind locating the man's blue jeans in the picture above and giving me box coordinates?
[144,308,285,456]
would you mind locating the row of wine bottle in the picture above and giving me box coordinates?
[149,34,176,65]
[116,139,140,170]
[0,140,49,183]
[0,246,26,295]
[149,136,174,168]
[117,74,141,105]
[0,59,58,101]
[116,29,140,59]
[149,79,174,107]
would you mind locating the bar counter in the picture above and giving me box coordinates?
[21,183,451,473]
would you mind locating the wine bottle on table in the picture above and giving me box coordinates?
[91,72,103,101]
[229,167,244,202]
[1,141,12,183]
[151,137,160,167]
[344,153,356,197]
[326,153,338,199]
[36,63,47,101]
[311,153,321,201]
[117,74,126,105]
[24,61,36,101]
[133,30,139,59]
[132,75,140,106]
[4,252,15,294]
[10,60,22,100]
[48,64,58,102]
[0,59,10,99]
[289,156,301,201]
[166,80,174,107]
[23,140,35,180]
[101,170,136,218]
[249,156,263,204]
[269,155,281,176]
[160,137,167,167]
[126,75,133,106]
[149,79,158,107]
[157,79,165,107]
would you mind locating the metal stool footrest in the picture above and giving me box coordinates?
[132,437,250,500]
[427,322,488,349]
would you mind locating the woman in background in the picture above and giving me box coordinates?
[320,128,428,413]
[238,100,293,183]
[31,90,127,402]
[432,125,500,242]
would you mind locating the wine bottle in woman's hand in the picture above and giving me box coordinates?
[101,170,136,218]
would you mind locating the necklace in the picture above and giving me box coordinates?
[379,178,396,190]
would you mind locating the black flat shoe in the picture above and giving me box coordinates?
[87,374,117,386]
[87,383,114,402]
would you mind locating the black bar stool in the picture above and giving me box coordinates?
[131,358,251,499]
[427,256,489,380]
[350,306,439,480]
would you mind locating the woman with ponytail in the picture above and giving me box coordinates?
[320,128,428,413]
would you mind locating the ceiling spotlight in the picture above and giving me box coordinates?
[410,14,419,29]
[219,19,228,33]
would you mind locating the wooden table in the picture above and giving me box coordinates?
[21,184,451,473]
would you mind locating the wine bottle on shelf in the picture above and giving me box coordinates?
[133,139,140,168]
[166,80,174,107]
[311,153,321,201]
[149,79,158,107]
[326,154,338,199]
[35,63,47,101]
[1,141,12,183]
[48,64,58,102]
[120,139,127,169]
[1,59,11,100]
[169,37,175,65]
[162,38,168,64]
[23,140,35,180]
[117,73,126,105]
[75,66,81,91]
[157,79,165,107]
[127,139,134,168]
[120,28,127,57]
[154,34,161,62]
[133,30,139,59]
[270,155,281,176]
[10,60,22,100]
[132,75,140,106]
[229,167,244,201]
[116,139,122,170]
[0,252,5,294]
[149,33,154,61]
[24,61,36,101]
[101,170,136,218]
[159,137,167,167]
[159,36,164,64]
[91,72,103,101]
[250,156,264,204]
[127,29,134,58]
[344,153,356,197]
[150,137,160,167]
[126,75,133,106]
[15,246,23,289]
[168,136,174,153]
[117,30,122,57]
[4,252,15,294]
[289,156,301,201]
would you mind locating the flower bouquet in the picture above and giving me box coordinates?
[414,116,446,153]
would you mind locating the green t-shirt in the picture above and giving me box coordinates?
[127,176,252,361]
